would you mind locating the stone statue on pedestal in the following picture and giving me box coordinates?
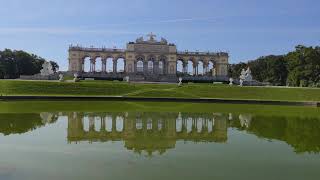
[136,37,144,43]
[245,68,253,81]
[229,78,234,85]
[212,68,216,76]
[147,32,156,42]
[59,74,64,82]
[160,37,168,44]
[239,69,246,86]
[124,76,130,83]
[239,67,254,86]
[40,61,54,76]
[178,77,183,86]
[73,73,80,82]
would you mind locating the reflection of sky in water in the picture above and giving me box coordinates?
[0,112,320,180]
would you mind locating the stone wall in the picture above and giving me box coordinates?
[20,74,59,80]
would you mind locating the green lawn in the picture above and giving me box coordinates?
[1,101,319,117]
[1,80,320,102]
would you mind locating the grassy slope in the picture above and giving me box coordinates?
[1,80,320,101]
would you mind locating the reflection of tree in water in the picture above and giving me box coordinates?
[2,111,319,155]
[229,115,320,154]
[0,113,58,136]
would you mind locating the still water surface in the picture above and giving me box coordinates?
[0,106,320,180]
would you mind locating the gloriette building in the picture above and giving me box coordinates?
[68,33,229,82]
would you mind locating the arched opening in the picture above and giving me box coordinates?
[176,117,182,132]
[148,61,153,73]
[95,57,102,73]
[208,119,213,133]
[147,119,152,130]
[176,60,183,74]
[116,116,124,132]
[159,61,164,74]
[137,59,144,73]
[83,57,91,73]
[83,116,89,132]
[198,61,204,75]
[106,58,113,73]
[116,58,125,73]
[136,118,143,130]
[159,57,166,74]
[105,116,112,132]
[187,60,194,75]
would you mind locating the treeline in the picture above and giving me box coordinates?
[229,45,320,87]
[0,49,59,79]
[229,115,320,153]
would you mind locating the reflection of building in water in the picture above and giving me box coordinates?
[67,112,228,155]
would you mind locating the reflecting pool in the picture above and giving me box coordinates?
[0,102,320,180]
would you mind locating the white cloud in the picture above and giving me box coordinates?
[0,27,139,35]
[0,17,222,35]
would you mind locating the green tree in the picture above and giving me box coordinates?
[228,62,247,78]
[0,49,59,79]
[286,45,320,87]
[249,55,287,85]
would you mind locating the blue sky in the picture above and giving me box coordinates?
[0,0,319,70]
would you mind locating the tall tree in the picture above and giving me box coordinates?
[0,49,59,79]
[286,45,320,87]
[249,55,287,86]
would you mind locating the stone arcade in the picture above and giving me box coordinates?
[68,33,229,82]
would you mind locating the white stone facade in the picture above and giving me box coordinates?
[68,34,229,81]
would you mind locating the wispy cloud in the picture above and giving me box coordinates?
[104,17,221,26]
[0,27,139,35]
[3,17,317,36]
[0,17,221,35]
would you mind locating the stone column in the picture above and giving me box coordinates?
[143,61,148,75]
[162,61,167,75]
[112,116,116,132]
[123,59,126,73]
[154,61,159,75]
[196,64,199,75]
[101,117,106,131]
[193,63,197,75]
[93,61,96,72]
[113,59,117,73]
[82,60,85,72]
[203,63,207,75]
[134,61,137,74]
[158,61,163,75]
[90,59,96,73]
[183,62,188,74]
[89,117,95,132]
[102,59,106,73]
[215,63,220,76]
